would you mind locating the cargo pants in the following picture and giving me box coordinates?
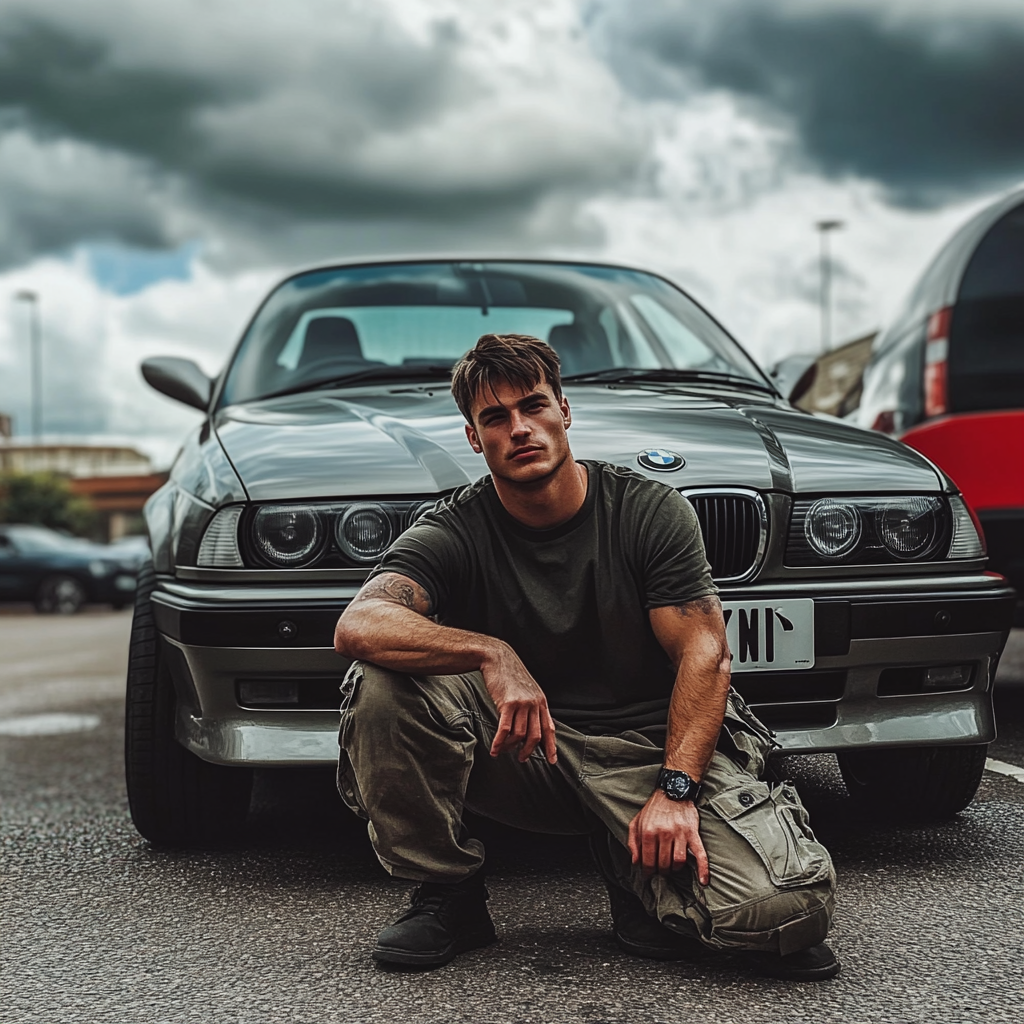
[336,661,836,955]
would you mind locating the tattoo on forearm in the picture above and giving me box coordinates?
[355,574,432,614]
[673,595,722,618]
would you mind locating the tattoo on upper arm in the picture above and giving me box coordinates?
[354,573,433,615]
[672,595,722,618]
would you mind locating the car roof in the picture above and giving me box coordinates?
[0,524,82,543]
[270,254,681,290]
[879,186,1024,346]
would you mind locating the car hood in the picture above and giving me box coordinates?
[214,385,942,501]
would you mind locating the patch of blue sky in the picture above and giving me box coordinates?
[83,241,201,296]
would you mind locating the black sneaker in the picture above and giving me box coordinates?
[605,884,713,961]
[589,829,710,962]
[743,941,841,981]
[372,878,497,968]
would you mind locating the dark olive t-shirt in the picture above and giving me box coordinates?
[371,460,718,734]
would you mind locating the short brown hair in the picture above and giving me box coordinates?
[450,333,562,423]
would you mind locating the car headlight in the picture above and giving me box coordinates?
[876,496,943,559]
[803,499,863,558]
[788,495,952,566]
[335,503,393,564]
[190,498,443,571]
[407,500,437,527]
[89,559,113,577]
[253,506,325,567]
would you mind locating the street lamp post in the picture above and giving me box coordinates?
[13,290,42,446]
[816,220,844,354]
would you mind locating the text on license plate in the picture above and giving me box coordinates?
[721,599,815,673]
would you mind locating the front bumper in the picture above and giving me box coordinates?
[150,572,1017,766]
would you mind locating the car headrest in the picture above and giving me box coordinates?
[547,323,610,377]
[300,316,364,365]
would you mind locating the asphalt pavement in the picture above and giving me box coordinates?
[2,609,1024,1024]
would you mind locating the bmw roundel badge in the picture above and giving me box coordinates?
[637,448,685,472]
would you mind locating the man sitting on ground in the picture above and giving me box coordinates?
[334,333,838,980]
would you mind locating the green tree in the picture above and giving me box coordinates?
[0,472,97,537]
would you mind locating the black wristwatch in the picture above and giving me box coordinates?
[657,768,702,803]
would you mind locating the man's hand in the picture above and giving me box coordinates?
[336,572,557,764]
[481,642,557,764]
[628,789,709,886]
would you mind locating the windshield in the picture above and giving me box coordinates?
[219,261,768,406]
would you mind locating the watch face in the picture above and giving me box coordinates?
[661,770,695,801]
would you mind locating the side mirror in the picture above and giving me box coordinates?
[769,355,818,406]
[141,357,212,411]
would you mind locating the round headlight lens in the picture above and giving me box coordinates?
[253,506,324,566]
[406,500,436,528]
[876,497,941,558]
[336,504,393,564]
[804,499,862,558]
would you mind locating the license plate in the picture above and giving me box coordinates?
[722,599,814,672]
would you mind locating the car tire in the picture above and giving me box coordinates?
[124,559,254,846]
[838,744,988,821]
[35,574,87,614]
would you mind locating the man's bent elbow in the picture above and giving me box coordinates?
[334,609,369,660]
[716,642,733,686]
[718,650,732,677]
[333,622,353,658]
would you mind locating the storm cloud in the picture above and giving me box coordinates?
[0,0,645,269]
[591,0,1024,206]
[2,0,1021,458]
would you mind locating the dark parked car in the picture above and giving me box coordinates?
[0,524,139,613]
[126,258,1016,846]
[857,187,1024,590]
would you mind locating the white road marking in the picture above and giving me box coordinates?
[985,758,1024,784]
[0,713,101,737]
[0,676,123,717]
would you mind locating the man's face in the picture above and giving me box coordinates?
[465,378,573,485]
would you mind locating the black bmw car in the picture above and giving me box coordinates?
[126,258,1016,846]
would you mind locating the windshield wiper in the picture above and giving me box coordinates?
[260,364,454,401]
[561,367,777,394]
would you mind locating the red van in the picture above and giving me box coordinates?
[857,188,1024,591]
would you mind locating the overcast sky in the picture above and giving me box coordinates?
[1,0,1022,464]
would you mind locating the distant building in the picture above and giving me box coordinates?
[0,439,153,477]
[0,438,167,540]
[69,472,168,540]
[795,332,876,418]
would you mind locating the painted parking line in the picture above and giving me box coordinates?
[985,758,1024,784]
[0,713,101,737]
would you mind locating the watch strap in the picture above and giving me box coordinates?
[657,767,702,803]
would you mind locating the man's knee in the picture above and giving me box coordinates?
[711,878,835,954]
[345,660,422,724]
[672,752,837,952]
[342,662,486,753]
